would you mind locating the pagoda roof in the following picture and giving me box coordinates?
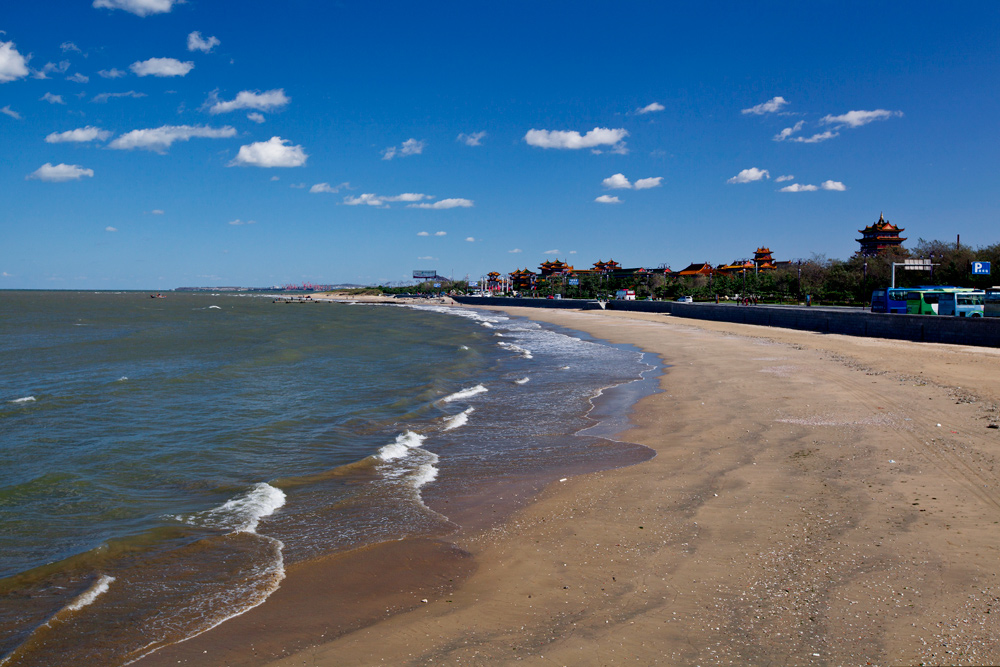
[677,262,714,275]
[859,212,904,234]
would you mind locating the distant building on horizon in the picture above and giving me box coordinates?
[857,213,906,256]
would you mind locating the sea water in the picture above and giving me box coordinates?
[0,292,656,666]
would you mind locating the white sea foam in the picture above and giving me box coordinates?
[515,377,530,385]
[442,384,488,403]
[117,376,128,382]
[378,431,426,461]
[179,482,286,534]
[443,407,474,431]
[411,463,439,489]
[208,305,222,309]
[459,345,469,350]
[480,321,493,328]
[66,575,116,612]
[497,341,533,359]
[10,396,36,403]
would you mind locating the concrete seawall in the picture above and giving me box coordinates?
[453,296,1000,348]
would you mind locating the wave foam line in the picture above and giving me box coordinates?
[497,341,533,359]
[442,384,488,403]
[515,377,530,385]
[66,574,116,612]
[10,396,36,403]
[411,463,439,489]
[178,483,286,534]
[443,407,474,431]
[378,430,427,461]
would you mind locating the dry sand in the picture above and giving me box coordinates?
[143,307,1000,666]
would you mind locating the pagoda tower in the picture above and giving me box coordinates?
[857,213,906,256]
[753,247,777,271]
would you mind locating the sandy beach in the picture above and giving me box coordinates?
[140,306,1000,666]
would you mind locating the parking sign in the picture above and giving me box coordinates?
[972,261,992,275]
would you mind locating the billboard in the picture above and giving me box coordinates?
[413,270,437,279]
[568,278,579,286]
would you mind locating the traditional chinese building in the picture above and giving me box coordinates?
[591,259,621,274]
[485,271,504,292]
[509,268,537,291]
[753,247,777,271]
[857,213,906,256]
[715,259,755,275]
[538,259,574,277]
[676,262,714,277]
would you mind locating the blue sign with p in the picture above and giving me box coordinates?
[972,261,992,275]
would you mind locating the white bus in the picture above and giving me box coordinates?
[937,291,985,317]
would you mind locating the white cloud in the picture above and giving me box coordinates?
[776,128,838,143]
[1,105,20,119]
[382,138,425,160]
[0,41,30,83]
[543,249,560,254]
[41,92,65,105]
[67,73,89,83]
[775,174,794,182]
[417,231,430,236]
[93,0,177,16]
[289,183,306,189]
[634,176,662,190]
[637,102,665,114]
[46,126,112,143]
[110,124,235,152]
[727,167,770,184]
[61,42,82,54]
[309,182,351,194]
[343,192,431,207]
[187,31,220,53]
[508,248,522,253]
[524,127,628,150]
[417,256,437,261]
[742,96,788,115]
[408,198,474,209]
[821,109,902,128]
[247,112,265,123]
[228,219,256,225]
[434,231,447,236]
[595,195,622,204]
[821,180,847,191]
[150,209,164,214]
[602,173,631,189]
[98,68,127,79]
[105,226,117,232]
[229,136,307,167]
[270,176,279,181]
[457,131,486,146]
[130,57,194,78]
[208,89,289,114]
[465,237,475,242]
[92,90,145,102]
[27,163,94,182]
[35,61,70,79]
[779,183,818,192]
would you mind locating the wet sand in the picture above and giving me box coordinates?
[142,307,1000,666]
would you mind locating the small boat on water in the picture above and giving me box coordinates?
[150,293,165,299]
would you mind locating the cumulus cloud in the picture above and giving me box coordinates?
[779,183,818,192]
[228,219,256,225]
[382,138,425,160]
[417,231,430,236]
[61,42,82,54]
[105,226,117,232]
[27,163,94,182]
[408,198,474,209]
[508,248,522,253]
[434,231,447,236]
[187,31,220,53]
[1,105,20,119]
[524,127,628,150]
[230,136,307,167]
[150,209,164,214]
[98,68,127,79]
[67,73,89,83]
[742,96,788,115]
[92,90,145,102]
[342,193,429,207]
[208,89,289,114]
[602,173,631,189]
[130,57,194,77]
[465,237,475,242]
[821,109,902,128]
[457,131,486,146]
[0,41,30,83]
[634,176,662,190]
[110,124,236,152]
[637,102,665,114]
[594,195,621,204]
[34,61,70,79]
[247,112,265,123]
[774,120,838,143]
[821,180,847,191]
[309,182,350,194]
[543,249,560,254]
[46,126,112,143]
[775,174,794,182]
[92,0,177,16]
[727,167,770,184]
[40,92,65,104]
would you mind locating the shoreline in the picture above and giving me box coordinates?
[144,307,1000,666]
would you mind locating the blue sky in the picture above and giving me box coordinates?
[2,1,998,288]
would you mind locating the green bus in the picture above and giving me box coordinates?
[905,288,971,315]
